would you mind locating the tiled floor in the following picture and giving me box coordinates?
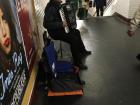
[33,15,140,105]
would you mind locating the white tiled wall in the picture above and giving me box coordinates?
[129,0,140,18]
[115,0,130,18]
[104,0,118,16]
[104,0,140,18]
[34,0,49,51]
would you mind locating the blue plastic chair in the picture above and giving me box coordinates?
[43,41,76,76]
[43,41,84,96]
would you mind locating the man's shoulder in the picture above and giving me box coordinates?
[45,5,57,12]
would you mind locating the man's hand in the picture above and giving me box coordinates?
[127,30,135,37]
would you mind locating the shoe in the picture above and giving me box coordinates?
[81,50,92,57]
[84,50,92,55]
[136,54,140,61]
[78,63,88,70]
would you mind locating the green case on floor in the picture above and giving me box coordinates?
[77,7,87,20]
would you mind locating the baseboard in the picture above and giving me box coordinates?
[113,12,131,23]
[21,54,39,105]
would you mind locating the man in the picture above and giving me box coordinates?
[127,6,140,60]
[94,0,106,16]
[43,0,91,69]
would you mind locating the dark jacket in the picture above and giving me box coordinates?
[43,0,64,31]
[94,0,106,7]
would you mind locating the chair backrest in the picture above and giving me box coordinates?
[43,41,57,77]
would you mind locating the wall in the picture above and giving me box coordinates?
[128,0,140,18]
[115,0,130,18]
[104,0,118,16]
[104,0,140,18]
[34,0,49,54]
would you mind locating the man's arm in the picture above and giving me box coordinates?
[43,7,63,30]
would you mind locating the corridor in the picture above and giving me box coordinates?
[34,15,140,105]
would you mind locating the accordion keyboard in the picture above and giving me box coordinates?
[59,7,70,33]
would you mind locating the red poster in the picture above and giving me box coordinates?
[15,0,35,70]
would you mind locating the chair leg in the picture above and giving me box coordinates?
[57,41,72,59]
[60,41,63,58]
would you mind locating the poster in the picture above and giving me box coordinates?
[15,0,35,71]
[0,0,29,105]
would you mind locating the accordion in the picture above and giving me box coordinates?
[59,3,77,33]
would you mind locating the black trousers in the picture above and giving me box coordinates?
[48,28,86,66]
[96,6,104,16]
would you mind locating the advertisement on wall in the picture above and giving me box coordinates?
[15,0,35,71]
[0,0,29,105]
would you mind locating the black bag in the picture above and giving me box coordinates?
[37,59,47,83]
[77,7,87,20]
[50,72,82,92]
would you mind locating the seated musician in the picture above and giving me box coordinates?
[43,0,91,70]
